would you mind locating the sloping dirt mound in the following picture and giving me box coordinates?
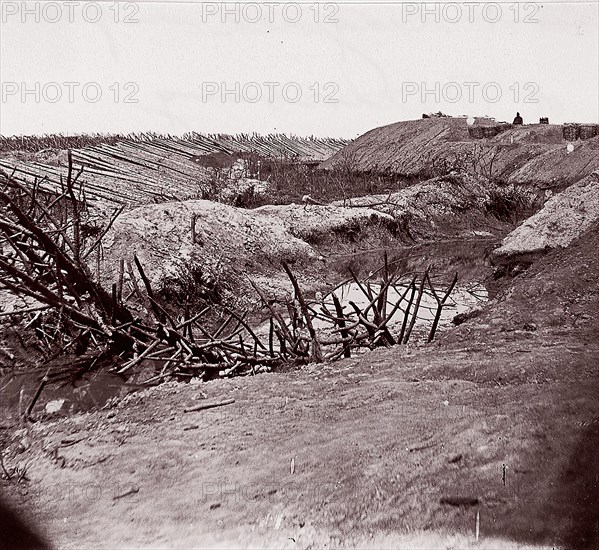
[506,137,599,186]
[330,173,502,238]
[491,173,599,265]
[499,219,599,330]
[321,118,470,175]
[101,200,397,306]
[321,118,599,187]
[254,203,397,244]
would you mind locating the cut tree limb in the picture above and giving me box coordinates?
[184,398,235,413]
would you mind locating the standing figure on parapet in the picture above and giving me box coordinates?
[513,112,523,125]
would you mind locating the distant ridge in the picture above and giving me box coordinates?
[321,117,599,187]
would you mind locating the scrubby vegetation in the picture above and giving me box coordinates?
[195,150,407,207]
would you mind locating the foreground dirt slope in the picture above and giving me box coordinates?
[4,225,598,548]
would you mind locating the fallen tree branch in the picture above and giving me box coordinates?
[183,398,235,413]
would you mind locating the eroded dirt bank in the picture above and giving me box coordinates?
[2,223,598,549]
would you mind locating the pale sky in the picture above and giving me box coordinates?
[0,1,597,138]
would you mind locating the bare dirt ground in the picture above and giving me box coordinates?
[2,221,598,549]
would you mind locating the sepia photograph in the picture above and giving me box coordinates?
[0,1,598,548]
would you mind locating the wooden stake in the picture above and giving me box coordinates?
[332,292,351,358]
[281,261,323,362]
[403,268,429,345]
[117,257,125,303]
[427,272,458,343]
[25,368,50,421]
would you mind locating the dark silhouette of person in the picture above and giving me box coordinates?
[513,112,523,125]
[0,494,50,549]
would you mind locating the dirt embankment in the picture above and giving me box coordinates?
[446,220,599,343]
[100,172,519,311]
[321,118,599,188]
[100,200,399,308]
[491,172,599,266]
[331,173,514,239]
